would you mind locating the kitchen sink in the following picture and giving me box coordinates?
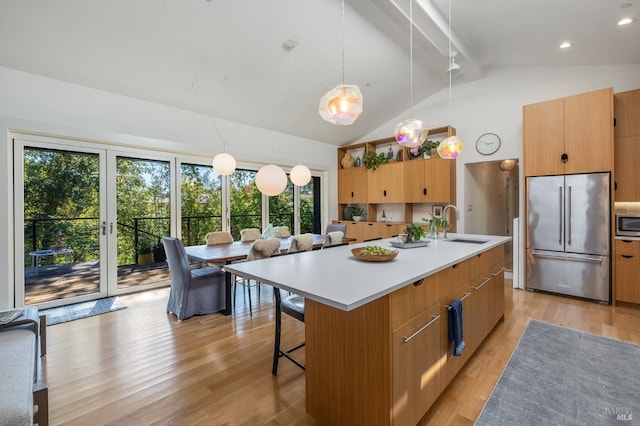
[443,238,488,244]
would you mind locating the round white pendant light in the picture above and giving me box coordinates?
[212,152,236,176]
[256,164,287,196]
[290,164,312,186]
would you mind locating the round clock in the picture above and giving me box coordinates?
[476,132,501,155]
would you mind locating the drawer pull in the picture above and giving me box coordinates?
[473,278,491,291]
[445,292,471,309]
[491,267,505,277]
[403,315,441,343]
[622,254,634,259]
[413,278,424,286]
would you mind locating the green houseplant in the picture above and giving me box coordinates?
[422,214,448,238]
[404,223,425,243]
[422,140,440,158]
[351,206,365,221]
[362,150,387,170]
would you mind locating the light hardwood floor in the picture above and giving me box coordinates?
[43,282,640,425]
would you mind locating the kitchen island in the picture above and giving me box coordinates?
[225,233,510,425]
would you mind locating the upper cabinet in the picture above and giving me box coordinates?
[338,167,368,204]
[404,158,452,203]
[523,87,613,177]
[614,88,640,201]
[368,162,405,203]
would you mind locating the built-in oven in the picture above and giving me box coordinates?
[616,213,640,237]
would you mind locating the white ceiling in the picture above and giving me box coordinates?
[1,0,638,146]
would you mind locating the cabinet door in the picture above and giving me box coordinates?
[345,221,363,242]
[614,136,640,201]
[404,159,427,203]
[424,158,452,203]
[615,240,640,304]
[614,88,640,139]
[392,304,441,426]
[523,97,565,177]
[383,162,405,203]
[367,168,386,203]
[564,88,613,174]
[338,168,368,204]
[440,285,474,388]
[361,222,379,241]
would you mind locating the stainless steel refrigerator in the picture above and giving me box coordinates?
[526,172,610,303]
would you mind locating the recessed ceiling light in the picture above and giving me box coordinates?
[618,17,636,25]
[559,41,572,49]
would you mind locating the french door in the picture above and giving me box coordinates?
[14,137,174,309]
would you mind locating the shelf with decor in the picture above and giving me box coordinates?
[336,127,457,239]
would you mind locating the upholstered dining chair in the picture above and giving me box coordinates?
[204,231,233,245]
[240,228,262,242]
[235,238,281,316]
[272,288,305,374]
[323,231,345,248]
[162,236,225,321]
[278,226,291,238]
[325,223,347,237]
[287,234,314,253]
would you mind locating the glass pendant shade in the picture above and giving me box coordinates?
[212,152,236,176]
[394,118,428,147]
[290,164,312,186]
[256,164,287,196]
[437,135,464,159]
[319,84,363,125]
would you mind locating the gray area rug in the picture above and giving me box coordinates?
[476,319,639,425]
[41,297,126,325]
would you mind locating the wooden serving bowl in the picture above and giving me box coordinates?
[351,247,399,262]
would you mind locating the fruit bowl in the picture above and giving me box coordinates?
[351,246,399,262]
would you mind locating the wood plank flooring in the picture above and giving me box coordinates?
[43,282,640,425]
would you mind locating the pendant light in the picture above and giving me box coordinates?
[290,164,312,186]
[437,0,464,159]
[319,0,363,125]
[256,164,288,196]
[394,0,428,147]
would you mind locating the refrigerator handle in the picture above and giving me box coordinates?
[567,185,572,245]
[558,186,563,245]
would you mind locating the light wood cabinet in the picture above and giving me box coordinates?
[338,167,368,204]
[615,239,640,304]
[306,244,507,425]
[404,157,452,203]
[614,89,640,201]
[367,162,405,203]
[523,87,613,177]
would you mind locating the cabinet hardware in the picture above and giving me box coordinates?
[473,278,491,291]
[384,190,387,197]
[351,191,354,197]
[402,315,441,343]
[491,267,505,277]
[423,188,427,196]
[561,153,569,163]
[622,255,634,259]
[412,279,423,286]
[445,292,471,309]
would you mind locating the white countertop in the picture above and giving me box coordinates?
[224,233,511,312]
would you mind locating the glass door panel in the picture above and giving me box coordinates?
[300,176,320,234]
[269,180,294,230]
[180,163,222,246]
[229,169,262,240]
[114,156,171,291]
[20,145,106,307]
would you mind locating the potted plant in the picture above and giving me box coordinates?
[351,206,366,222]
[362,150,387,170]
[422,214,448,238]
[137,240,154,265]
[422,140,440,158]
[153,240,166,263]
[404,223,425,243]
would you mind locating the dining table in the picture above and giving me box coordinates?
[184,234,332,316]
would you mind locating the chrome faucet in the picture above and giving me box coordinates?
[442,204,459,239]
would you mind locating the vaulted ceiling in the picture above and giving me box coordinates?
[1,0,638,146]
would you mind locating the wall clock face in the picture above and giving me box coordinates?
[476,133,501,155]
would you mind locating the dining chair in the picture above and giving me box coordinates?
[323,231,345,248]
[272,288,305,374]
[278,226,291,238]
[235,238,281,317]
[204,231,233,245]
[240,228,262,242]
[325,223,347,236]
[162,237,225,321]
[287,234,314,253]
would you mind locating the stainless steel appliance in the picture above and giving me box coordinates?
[616,213,640,237]
[526,173,610,303]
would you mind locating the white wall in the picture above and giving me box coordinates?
[0,66,338,309]
[361,64,640,234]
